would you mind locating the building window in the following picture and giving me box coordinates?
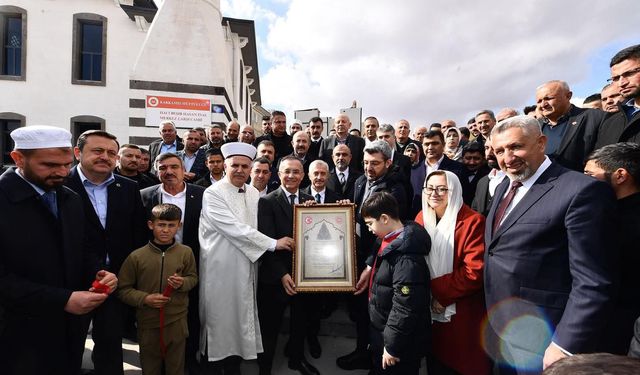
[72,13,107,86]
[0,112,24,166]
[0,6,27,81]
[70,115,105,146]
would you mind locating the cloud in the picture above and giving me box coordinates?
[226,0,640,127]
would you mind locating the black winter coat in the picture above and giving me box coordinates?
[368,222,431,358]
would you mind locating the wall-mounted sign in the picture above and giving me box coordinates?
[145,95,211,128]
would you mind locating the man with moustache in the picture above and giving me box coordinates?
[253,110,293,164]
[363,116,380,145]
[484,115,615,373]
[308,117,324,159]
[326,144,363,200]
[257,156,318,375]
[395,119,422,157]
[139,153,205,372]
[177,129,207,182]
[461,142,491,204]
[535,80,605,171]
[114,144,157,189]
[199,143,293,375]
[195,148,225,188]
[225,121,241,143]
[596,44,640,147]
[260,115,272,136]
[203,124,226,151]
[250,157,275,197]
[66,130,148,375]
[0,126,117,375]
[472,136,507,217]
[319,113,365,171]
[286,130,315,189]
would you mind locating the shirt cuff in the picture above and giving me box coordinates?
[267,238,277,252]
[551,341,573,356]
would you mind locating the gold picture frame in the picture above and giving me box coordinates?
[292,203,357,293]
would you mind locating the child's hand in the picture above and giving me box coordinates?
[382,347,400,369]
[167,273,184,289]
[431,299,446,314]
[144,293,170,308]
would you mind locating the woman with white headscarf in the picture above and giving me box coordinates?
[443,127,463,161]
[415,170,490,375]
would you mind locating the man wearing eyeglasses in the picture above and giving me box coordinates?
[596,44,640,148]
[535,80,606,171]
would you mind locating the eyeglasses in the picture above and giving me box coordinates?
[423,186,449,195]
[607,66,640,83]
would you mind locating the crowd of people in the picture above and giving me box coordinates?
[1,44,640,375]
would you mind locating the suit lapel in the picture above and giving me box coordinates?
[275,189,293,223]
[105,179,122,231]
[556,112,583,155]
[183,185,197,231]
[69,169,103,230]
[487,178,509,240]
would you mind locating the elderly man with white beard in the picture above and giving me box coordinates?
[198,142,294,375]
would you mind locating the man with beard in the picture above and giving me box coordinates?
[225,121,241,143]
[115,144,157,189]
[363,116,380,145]
[600,83,622,113]
[253,111,293,164]
[319,114,365,172]
[584,143,640,355]
[471,136,506,216]
[66,130,147,375]
[535,80,605,171]
[261,115,272,136]
[326,144,363,200]
[177,129,207,182]
[484,116,616,373]
[203,124,226,151]
[0,126,116,375]
[596,44,640,147]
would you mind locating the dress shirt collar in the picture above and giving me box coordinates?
[425,154,445,168]
[310,187,326,201]
[160,182,187,197]
[77,166,115,188]
[280,186,300,201]
[507,156,552,190]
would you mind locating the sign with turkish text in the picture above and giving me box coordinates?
[145,95,211,128]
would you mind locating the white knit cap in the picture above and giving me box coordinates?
[11,125,72,149]
[221,142,256,160]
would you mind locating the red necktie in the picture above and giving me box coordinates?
[493,181,522,234]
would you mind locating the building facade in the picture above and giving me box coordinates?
[0,0,262,166]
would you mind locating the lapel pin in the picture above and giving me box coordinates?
[116,183,121,187]
[571,121,577,126]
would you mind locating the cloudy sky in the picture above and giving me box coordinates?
[221,0,640,128]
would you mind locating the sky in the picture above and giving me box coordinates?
[220,0,640,128]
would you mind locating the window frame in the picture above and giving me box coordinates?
[0,6,27,81]
[71,13,107,86]
[0,112,25,166]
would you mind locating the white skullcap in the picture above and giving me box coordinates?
[221,142,256,160]
[11,125,72,150]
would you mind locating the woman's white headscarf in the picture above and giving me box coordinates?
[444,127,463,161]
[422,170,464,322]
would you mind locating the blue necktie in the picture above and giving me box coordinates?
[315,193,321,203]
[42,191,58,218]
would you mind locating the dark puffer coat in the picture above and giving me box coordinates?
[368,221,431,358]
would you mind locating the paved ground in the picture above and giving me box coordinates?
[82,334,371,375]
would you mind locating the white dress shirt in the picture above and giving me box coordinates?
[310,187,326,203]
[160,182,187,243]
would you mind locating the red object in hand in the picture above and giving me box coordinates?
[92,279,111,294]
[162,285,174,297]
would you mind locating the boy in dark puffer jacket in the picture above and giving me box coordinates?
[361,191,431,374]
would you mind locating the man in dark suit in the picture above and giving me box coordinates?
[484,116,616,373]
[250,157,277,197]
[326,144,363,200]
[318,113,365,171]
[394,119,422,157]
[461,142,490,205]
[253,110,293,164]
[65,130,148,375]
[308,116,324,159]
[471,136,506,217]
[148,121,184,172]
[337,140,408,371]
[0,126,116,375]
[411,130,469,215]
[139,153,205,373]
[194,148,225,188]
[596,44,640,147]
[535,80,606,171]
[177,129,208,182]
[283,130,316,189]
[377,123,413,205]
[114,144,157,189]
[257,156,319,375]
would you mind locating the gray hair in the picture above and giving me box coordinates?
[364,140,392,161]
[491,115,541,138]
[377,123,395,134]
[475,109,496,121]
[159,120,176,130]
[536,80,570,92]
[309,159,329,172]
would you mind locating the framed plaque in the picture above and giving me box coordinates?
[292,203,357,292]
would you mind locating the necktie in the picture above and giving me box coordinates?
[339,172,346,185]
[238,188,245,193]
[289,194,297,207]
[42,191,58,218]
[493,180,522,234]
[315,193,321,203]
